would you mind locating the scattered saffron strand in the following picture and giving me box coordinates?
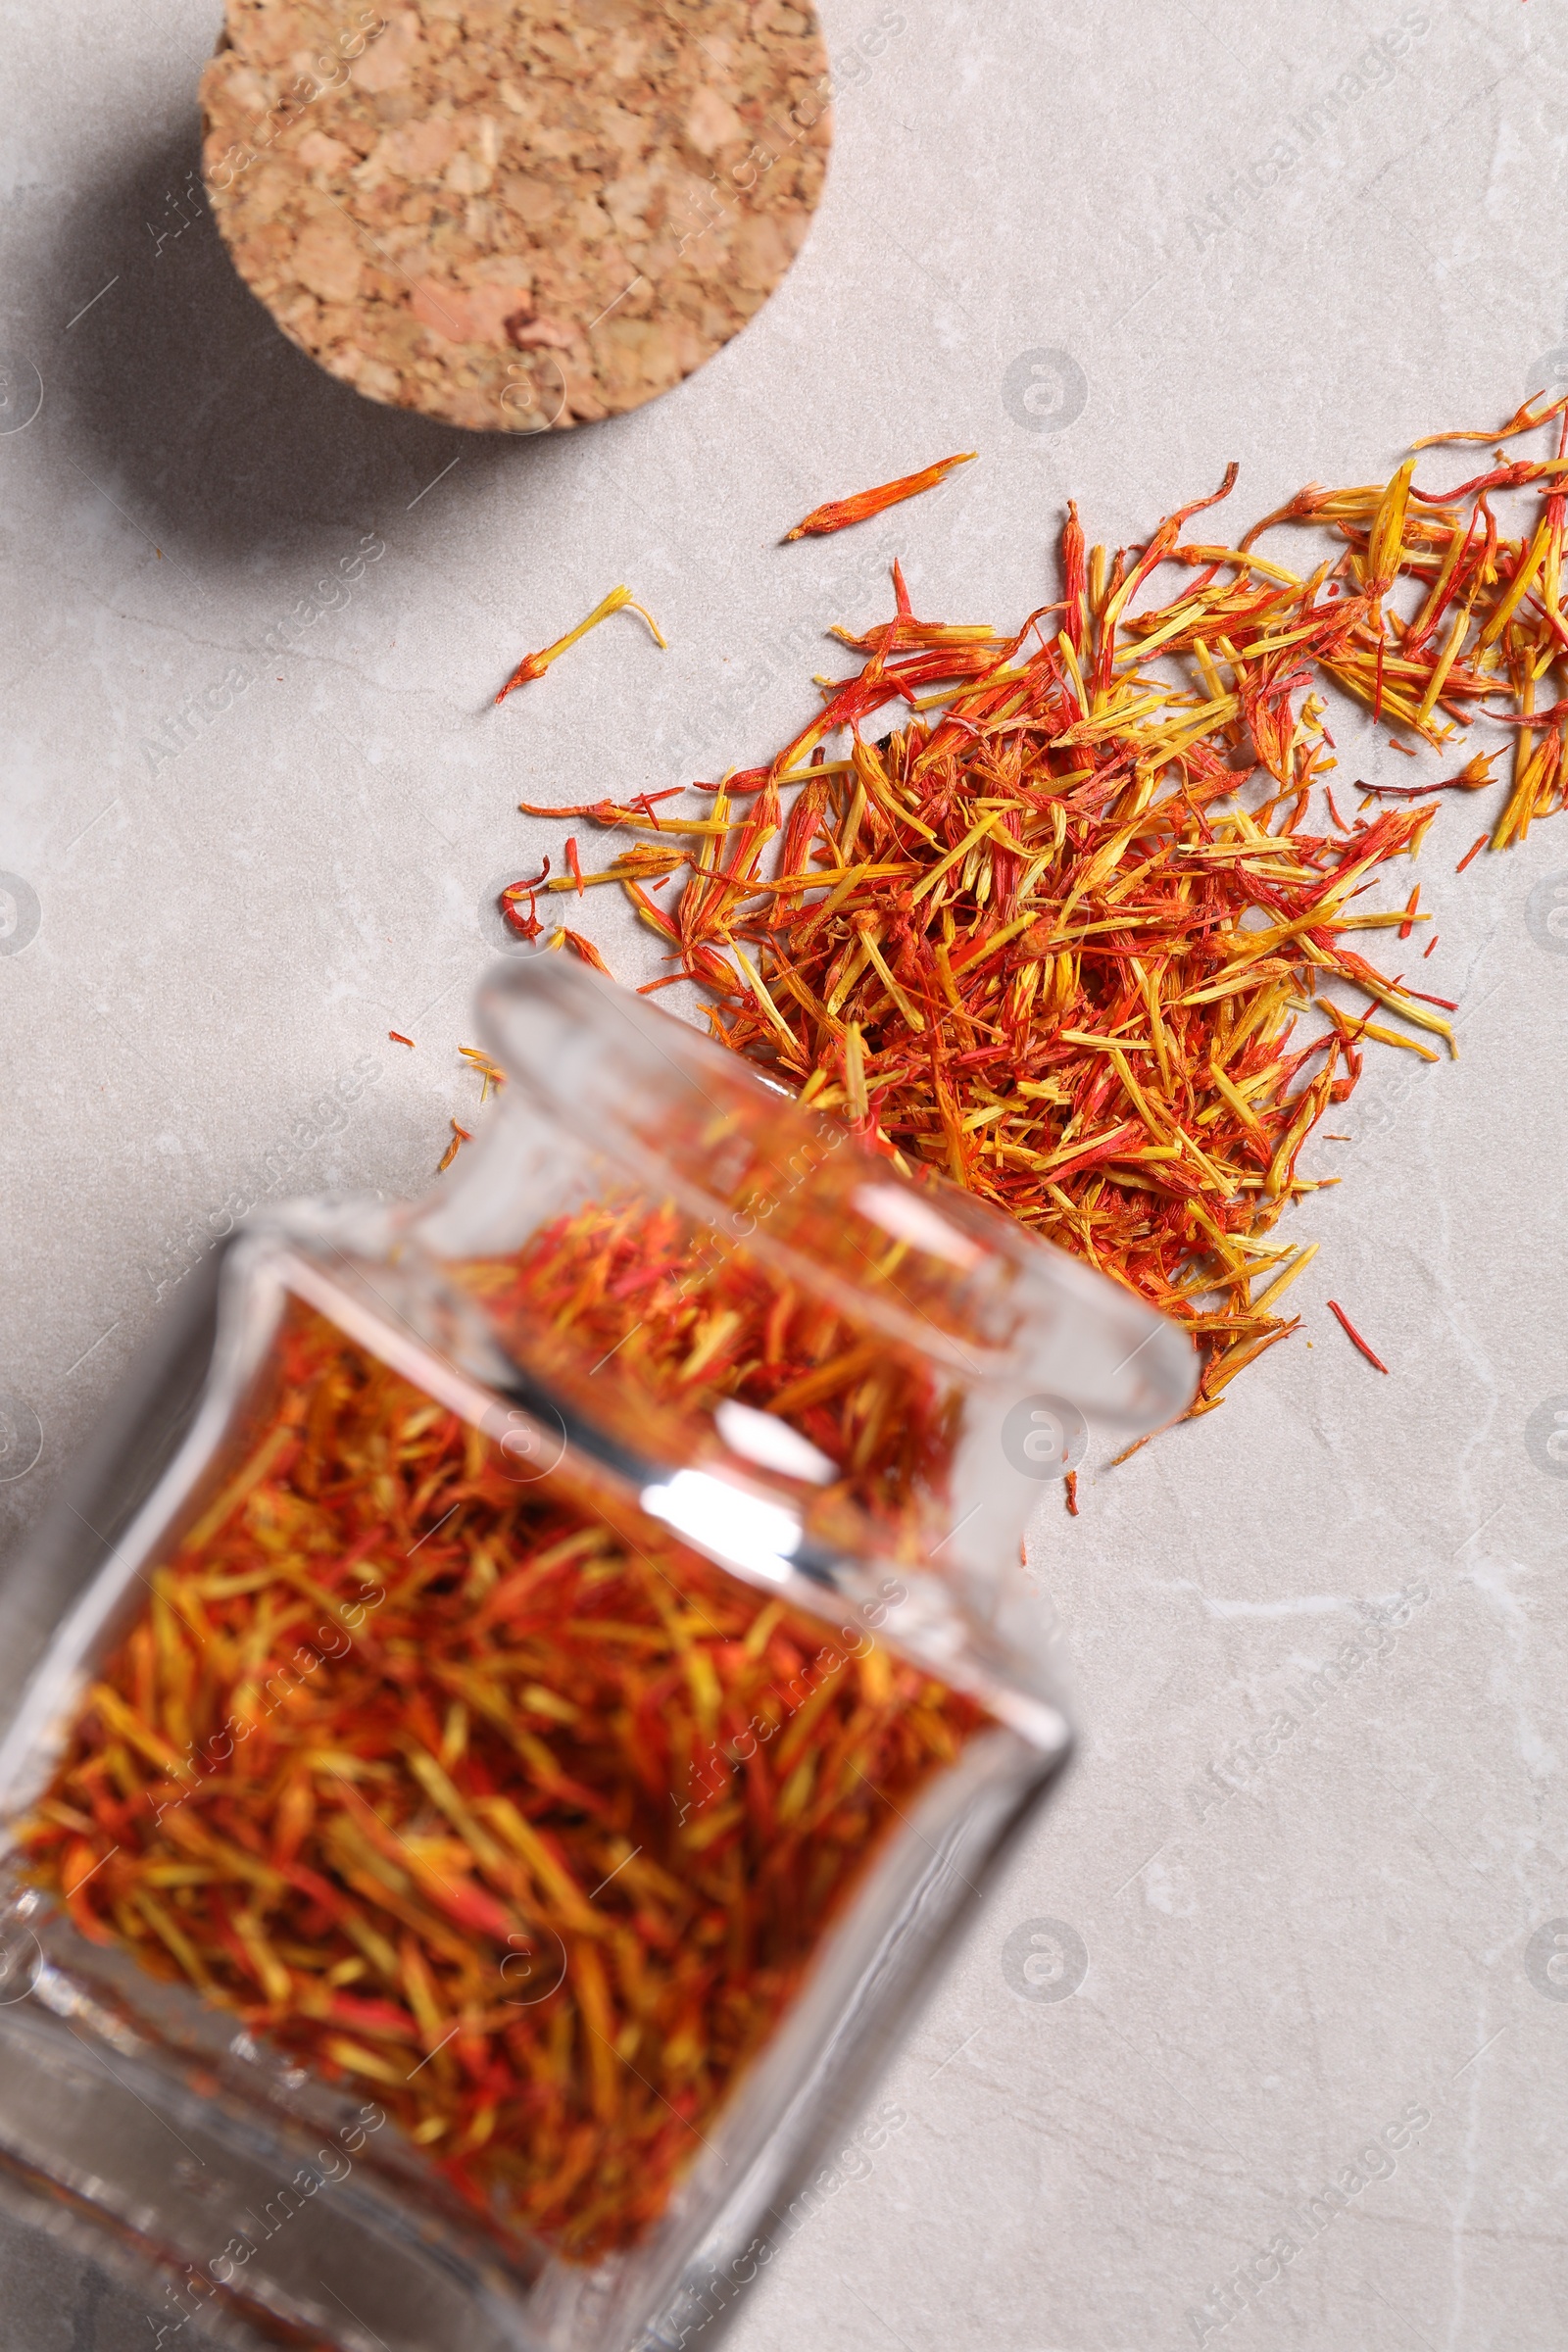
[783,451,977,542]
[500,863,549,942]
[565,836,584,897]
[1359,751,1501,800]
[557,926,614,976]
[518,788,685,821]
[388,1030,414,1048]
[1456,834,1489,872]
[1410,387,1568,448]
[1326,1298,1390,1373]
[436,1118,472,1174]
[1423,936,1440,957]
[458,1044,507,1103]
[494,585,667,704]
[1063,1470,1080,1517]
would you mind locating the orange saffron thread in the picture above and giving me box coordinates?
[783,452,976,542]
[495,586,667,705]
[557,928,613,977]
[436,1118,472,1174]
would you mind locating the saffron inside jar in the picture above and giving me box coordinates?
[12,1298,989,2262]
[453,1193,967,1557]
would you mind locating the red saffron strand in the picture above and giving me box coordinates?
[436,1118,472,1175]
[1326,1299,1390,1373]
[783,452,976,542]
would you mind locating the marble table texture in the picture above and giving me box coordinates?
[2,2,1567,2348]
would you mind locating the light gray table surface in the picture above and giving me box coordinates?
[3,3,1568,2347]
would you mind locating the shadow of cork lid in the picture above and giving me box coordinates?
[200,1,832,434]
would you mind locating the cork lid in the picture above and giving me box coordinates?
[200,2,831,433]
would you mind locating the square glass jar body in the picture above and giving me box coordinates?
[0,959,1194,2350]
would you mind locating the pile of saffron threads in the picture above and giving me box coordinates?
[518,392,1568,1421]
[12,1302,987,2262]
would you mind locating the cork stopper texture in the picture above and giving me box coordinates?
[200,1,831,432]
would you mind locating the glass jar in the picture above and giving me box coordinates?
[0,954,1195,2352]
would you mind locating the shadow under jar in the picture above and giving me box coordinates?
[0,955,1196,2352]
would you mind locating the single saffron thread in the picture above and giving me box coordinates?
[1326,1298,1390,1373]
